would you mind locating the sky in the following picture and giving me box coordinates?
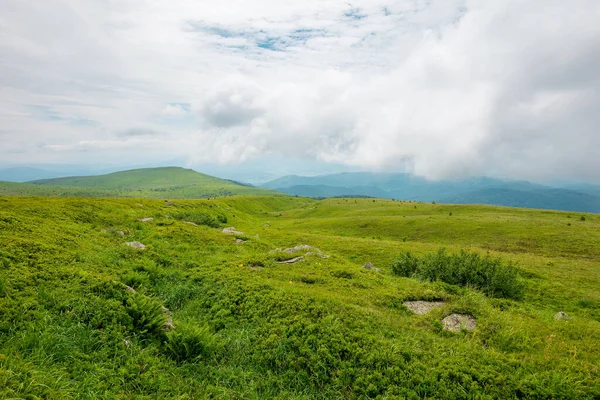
[1,0,599,182]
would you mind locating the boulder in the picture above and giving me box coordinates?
[278,256,305,264]
[403,301,445,315]
[125,241,146,250]
[222,227,244,235]
[442,314,476,332]
[554,311,569,321]
[363,262,382,273]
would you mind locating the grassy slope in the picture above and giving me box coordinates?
[0,167,276,199]
[0,196,599,399]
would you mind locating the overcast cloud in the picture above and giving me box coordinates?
[0,0,599,181]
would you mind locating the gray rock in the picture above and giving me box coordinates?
[404,301,445,315]
[162,306,174,330]
[138,217,153,222]
[442,314,476,332]
[363,262,381,272]
[554,311,569,321]
[278,256,305,264]
[222,227,244,235]
[125,241,146,250]
[235,239,246,244]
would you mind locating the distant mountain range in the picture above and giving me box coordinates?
[261,173,600,213]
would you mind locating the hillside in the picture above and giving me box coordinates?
[0,195,599,398]
[0,167,276,199]
[263,172,600,213]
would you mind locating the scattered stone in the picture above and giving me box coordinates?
[264,223,270,227]
[283,245,315,253]
[363,262,382,273]
[183,221,198,226]
[123,285,137,294]
[403,301,445,315]
[222,227,244,235]
[138,218,153,222]
[123,339,132,348]
[278,256,305,264]
[162,306,174,330]
[306,252,329,259]
[554,311,569,321]
[235,239,246,244]
[136,203,144,208]
[442,314,476,332]
[116,230,125,237]
[125,241,146,250]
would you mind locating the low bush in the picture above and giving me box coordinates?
[391,248,524,299]
[163,323,217,363]
[173,211,222,228]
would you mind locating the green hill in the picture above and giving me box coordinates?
[0,195,598,398]
[0,167,276,198]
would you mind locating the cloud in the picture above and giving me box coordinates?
[0,0,599,181]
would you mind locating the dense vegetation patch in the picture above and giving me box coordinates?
[391,248,525,299]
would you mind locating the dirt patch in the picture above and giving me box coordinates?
[403,301,445,315]
[442,314,476,332]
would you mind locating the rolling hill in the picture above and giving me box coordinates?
[0,167,276,199]
[0,195,598,398]
[262,172,600,213]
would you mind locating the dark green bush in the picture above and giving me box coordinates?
[173,211,221,228]
[126,294,168,336]
[163,323,216,363]
[391,249,524,299]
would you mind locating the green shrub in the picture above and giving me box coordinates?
[390,251,420,277]
[391,249,524,299]
[173,211,222,228]
[163,323,216,363]
[125,294,168,336]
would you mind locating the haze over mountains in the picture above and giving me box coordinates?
[261,172,600,213]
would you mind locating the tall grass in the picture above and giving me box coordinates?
[391,249,524,299]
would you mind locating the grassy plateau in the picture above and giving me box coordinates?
[0,190,599,398]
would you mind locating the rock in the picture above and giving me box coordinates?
[123,339,132,348]
[403,301,445,315]
[442,314,476,332]
[278,256,305,264]
[124,285,137,294]
[270,245,328,258]
[183,221,198,226]
[125,241,146,250]
[283,245,315,254]
[554,311,569,321]
[222,227,244,235]
[138,218,153,222]
[306,252,329,259]
[162,306,175,330]
[363,262,382,273]
[116,230,125,237]
[235,239,246,244]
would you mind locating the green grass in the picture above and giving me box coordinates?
[0,166,277,199]
[0,195,599,398]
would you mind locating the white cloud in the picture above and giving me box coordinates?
[0,0,599,181]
